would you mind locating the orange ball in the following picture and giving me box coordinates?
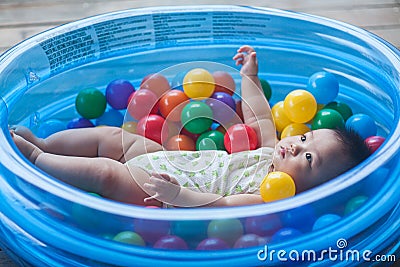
[159,90,190,122]
[140,73,171,98]
[213,71,236,95]
[165,134,196,151]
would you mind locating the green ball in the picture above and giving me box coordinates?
[196,130,225,150]
[207,219,244,246]
[311,108,345,130]
[113,231,145,246]
[260,78,272,101]
[181,101,213,134]
[75,88,107,119]
[344,195,368,215]
[324,101,353,121]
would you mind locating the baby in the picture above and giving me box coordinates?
[11,46,370,208]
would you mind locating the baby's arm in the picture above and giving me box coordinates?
[144,174,263,207]
[233,45,276,148]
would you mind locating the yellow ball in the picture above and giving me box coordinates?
[183,68,215,99]
[280,123,310,139]
[260,171,296,202]
[272,101,292,133]
[284,90,317,123]
[122,121,137,133]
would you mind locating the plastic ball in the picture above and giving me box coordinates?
[271,227,302,243]
[165,134,196,151]
[344,195,368,215]
[260,78,272,101]
[280,205,316,232]
[159,90,190,122]
[183,68,215,99]
[307,71,339,104]
[207,219,244,246]
[284,89,317,123]
[95,109,123,127]
[127,89,159,121]
[224,124,258,154]
[112,231,145,246]
[233,234,267,249]
[312,214,341,231]
[105,79,135,109]
[121,121,137,134]
[181,101,213,134]
[171,220,208,248]
[311,108,345,130]
[171,71,187,91]
[136,114,169,145]
[205,92,236,124]
[260,171,296,202]
[196,130,225,150]
[245,214,282,237]
[324,101,353,121]
[345,113,377,139]
[280,123,310,139]
[140,73,171,98]
[272,101,292,133]
[67,118,94,129]
[153,235,189,250]
[75,88,107,119]
[196,238,230,250]
[36,119,66,138]
[365,136,385,153]
[133,218,170,244]
[212,71,236,95]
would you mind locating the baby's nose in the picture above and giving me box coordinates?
[290,144,302,156]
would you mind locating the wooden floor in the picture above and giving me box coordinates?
[0,0,399,266]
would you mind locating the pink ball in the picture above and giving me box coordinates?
[196,238,230,250]
[233,234,267,248]
[127,89,159,120]
[137,114,169,145]
[224,124,258,153]
[365,135,385,153]
[140,73,171,98]
[212,71,236,95]
[153,235,189,250]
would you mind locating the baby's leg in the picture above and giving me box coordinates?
[12,132,160,206]
[13,126,162,163]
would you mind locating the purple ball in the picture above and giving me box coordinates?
[233,234,267,249]
[245,214,282,237]
[67,118,95,129]
[106,79,135,110]
[153,235,188,250]
[196,238,230,250]
[133,218,170,244]
[206,92,236,125]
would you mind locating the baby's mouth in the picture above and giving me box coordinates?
[280,146,286,159]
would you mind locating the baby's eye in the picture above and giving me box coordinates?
[300,135,307,142]
[305,153,312,165]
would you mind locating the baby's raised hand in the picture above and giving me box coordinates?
[143,173,180,204]
[233,45,259,76]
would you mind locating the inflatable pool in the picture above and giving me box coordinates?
[0,5,399,266]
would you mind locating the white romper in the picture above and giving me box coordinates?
[126,147,274,196]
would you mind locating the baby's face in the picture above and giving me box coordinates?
[272,129,351,192]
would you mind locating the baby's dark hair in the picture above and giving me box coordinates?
[332,128,371,173]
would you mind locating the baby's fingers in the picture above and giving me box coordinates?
[237,45,255,54]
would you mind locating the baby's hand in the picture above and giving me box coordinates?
[233,45,259,76]
[143,173,180,204]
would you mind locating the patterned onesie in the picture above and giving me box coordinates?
[126,147,274,197]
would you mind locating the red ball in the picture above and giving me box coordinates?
[224,124,258,153]
[127,89,159,120]
[365,136,385,153]
[137,114,169,144]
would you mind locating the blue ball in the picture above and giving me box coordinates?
[105,79,135,110]
[67,118,94,129]
[312,214,342,231]
[95,109,124,127]
[36,119,66,138]
[271,227,302,243]
[345,113,377,139]
[280,205,317,232]
[307,71,339,104]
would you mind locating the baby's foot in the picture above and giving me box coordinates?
[11,125,44,148]
[11,130,43,164]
